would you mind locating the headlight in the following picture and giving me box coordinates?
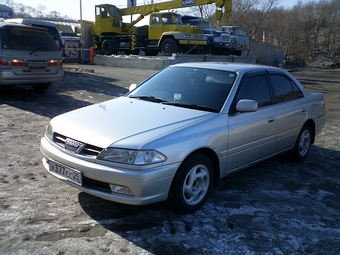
[183,34,190,38]
[45,123,53,142]
[98,148,166,165]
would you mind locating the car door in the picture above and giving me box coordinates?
[148,14,164,41]
[268,72,307,151]
[227,71,277,172]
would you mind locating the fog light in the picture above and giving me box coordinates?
[110,184,134,196]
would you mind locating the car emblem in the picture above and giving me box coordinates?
[65,138,84,153]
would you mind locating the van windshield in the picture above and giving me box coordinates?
[1,27,60,51]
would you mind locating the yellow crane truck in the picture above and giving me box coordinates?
[92,0,231,56]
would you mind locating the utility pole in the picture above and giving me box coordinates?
[80,0,83,63]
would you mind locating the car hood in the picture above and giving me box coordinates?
[203,28,224,35]
[51,97,212,149]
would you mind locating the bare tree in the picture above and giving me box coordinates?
[35,4,46,19]
[12,3,27,17]
[47,10,61,20]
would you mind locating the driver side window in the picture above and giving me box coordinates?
[231,74,271,114]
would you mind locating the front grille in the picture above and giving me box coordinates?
[192,27,203,34]
[221,34,230,42]
[54,133,104,157]
[193,34,205,40]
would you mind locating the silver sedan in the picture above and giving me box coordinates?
[40,63,326,213]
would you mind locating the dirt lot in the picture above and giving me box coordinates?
[0,65,339,255]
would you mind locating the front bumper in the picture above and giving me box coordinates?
[40,137,180,205]
[178,40,207,45]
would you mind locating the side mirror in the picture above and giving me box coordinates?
[129,83,137,91]
[236,99,258,112]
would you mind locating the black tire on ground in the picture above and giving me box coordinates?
[32,83,51,92]
[161,38,179,56]
[168,153,214,213]
[288,125,312,162]
[101,39,114,55]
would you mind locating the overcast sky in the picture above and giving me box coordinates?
[2,0,305,22]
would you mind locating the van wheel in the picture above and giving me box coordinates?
[161,38,179,56]
[168,154,213,213]
[32,83,51,92]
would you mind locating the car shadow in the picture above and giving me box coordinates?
[77,145,340,254]
[0,71,129,119]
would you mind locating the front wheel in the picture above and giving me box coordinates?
[161,38,179,56]
[168,154,214,213]
[288,125,312,162]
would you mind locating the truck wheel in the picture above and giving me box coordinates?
[161,38,179,56]
[101,39,114,55]
[288,125,312,162]
[168,153,214,213]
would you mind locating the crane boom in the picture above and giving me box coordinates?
[120,0,231,25]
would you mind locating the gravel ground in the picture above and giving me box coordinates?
[0,65,339,255]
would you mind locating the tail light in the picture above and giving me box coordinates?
[0,59,26,67]
[0,59,9,66]
[48,60,63,67]
[11,60,26,67]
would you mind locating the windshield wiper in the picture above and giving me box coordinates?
[129,95,168,103]
[162,102,219,113]
[30,47,48,55]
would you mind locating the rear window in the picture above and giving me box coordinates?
[1,27,60,51]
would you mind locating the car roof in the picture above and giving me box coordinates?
[4,18,58,28]
[172,62,284,73]
[0,21,47,31]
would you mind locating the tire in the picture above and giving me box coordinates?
[161,38,179,56]
[168,154,214,213]
[288,125,312,162]
[32,83,51,92]
[101,39,114,55]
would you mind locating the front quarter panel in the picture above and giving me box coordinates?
[138,113,229,175]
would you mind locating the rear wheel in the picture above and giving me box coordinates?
[101,39,114,55]
[288,125,312,162]
[168,154,214,213]
[161,38,179,56]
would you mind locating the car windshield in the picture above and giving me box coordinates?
[233,27,246,36]
[128,66,236,112]
[1,27,60,51]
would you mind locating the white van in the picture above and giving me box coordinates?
[0,22,64,91]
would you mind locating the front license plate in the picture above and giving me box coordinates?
[49,161,82,186]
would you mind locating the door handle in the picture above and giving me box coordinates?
[268,117,275,123]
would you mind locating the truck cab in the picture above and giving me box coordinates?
[221,26,249,55]
[181,15,230,55]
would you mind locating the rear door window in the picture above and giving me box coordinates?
[1,27,60,51]
[269,74,304,104]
